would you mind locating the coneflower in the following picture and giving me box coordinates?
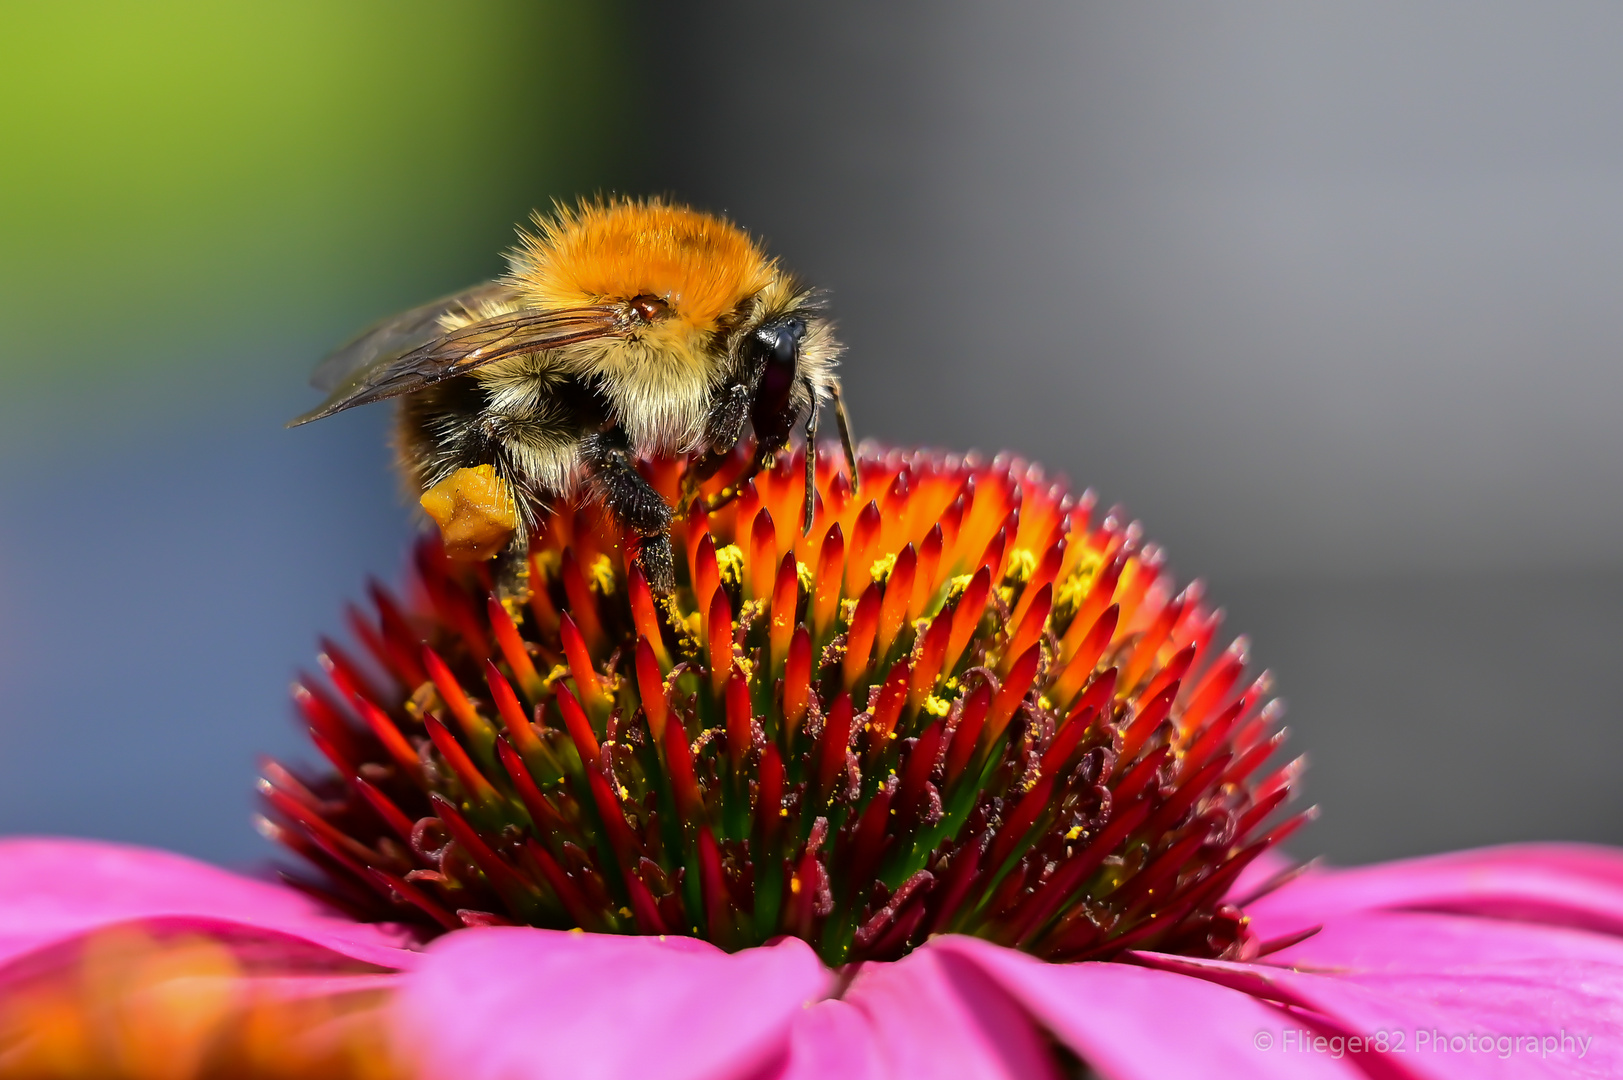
[266,445,1304,967]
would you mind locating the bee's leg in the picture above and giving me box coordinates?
[493,537,532,613]
[581,426,676,593]
[800,377,819,535]
[698,445,770,515]
[830,378,859,494]
[681,383,753,509]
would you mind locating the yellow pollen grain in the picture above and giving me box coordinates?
[869,553,897,584]
[714,545,745,588]
[796,560,813,593]
[790,878,802,895]
[1066,825,1085,840]
[532,549,562,581]
[1053,552,1107,619]
[839,597,858,624]
[587,554,618,594]
[1003,547,1037,585]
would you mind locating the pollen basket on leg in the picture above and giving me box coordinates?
[418,465,518,562]
[269,445,1303,966]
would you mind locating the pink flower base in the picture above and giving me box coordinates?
[2,837,1620,1078]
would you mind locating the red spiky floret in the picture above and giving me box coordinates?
[264,445,1308,967]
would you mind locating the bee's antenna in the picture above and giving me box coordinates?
[801,377,819,535]
[830,378,859,494]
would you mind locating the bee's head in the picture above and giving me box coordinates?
[741,287,841,456]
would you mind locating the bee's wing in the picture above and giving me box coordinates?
[309,280,523,394]
[290,302,625,426]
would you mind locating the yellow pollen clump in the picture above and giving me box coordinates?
[921,695,952,718]
[531,548,562,582]
[419,465,517,562]
[1003,547,1037,584]
[714,545,746,589]
[796,560,813,594]
[869,553,897,584]
[945,574,973,602]
[587,554,618,594]
[1053,551,1108,620]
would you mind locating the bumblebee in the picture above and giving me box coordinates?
[292,197,856,594]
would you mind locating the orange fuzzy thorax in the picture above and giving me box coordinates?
[512,198,778,332]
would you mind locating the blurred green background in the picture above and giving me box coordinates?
[0,1,633,401]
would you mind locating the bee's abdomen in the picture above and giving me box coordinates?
[398,374,607,507]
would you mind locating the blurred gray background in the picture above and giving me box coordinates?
[1,2,1618,869]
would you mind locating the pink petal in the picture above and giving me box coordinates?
[1225,846,1296,904]
[1248,843,1623,943]
[766,1000,886,1080]
[1268,910,1623,971]
[933,936,1367,1080]
[1258,912,1623,1076]
[0,837,415,971]
[837,945,1062,1080]
[393,928,831,1080]
[1138,913,1623,1080]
